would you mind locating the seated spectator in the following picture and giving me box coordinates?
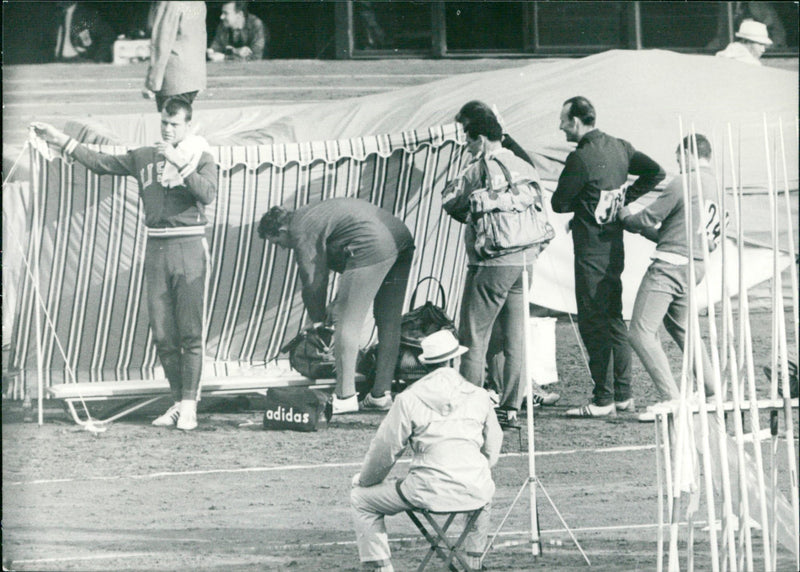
[207,1,268,61]
[350,330,502,572]
[716,19,772,65]
[54,1,114,63]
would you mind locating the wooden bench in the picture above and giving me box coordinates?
[47,367,345,427]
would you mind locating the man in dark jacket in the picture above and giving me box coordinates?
[258,199,414,415]
[552,96,665,417]
[32,99,217,431]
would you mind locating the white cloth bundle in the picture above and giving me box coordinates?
[161,135,210,188]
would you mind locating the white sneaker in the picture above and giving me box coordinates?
[152,402,181,426]
[176,400,198,431]
[637,400,678,422]
[359,392,393,411]
[332,394,359,415]
[565,402,617,418]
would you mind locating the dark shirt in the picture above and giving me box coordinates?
[54,3,114,63]
[210,13,268,59]
[551,129,665,254]
[68,143,217,229]
[288,198,414,321]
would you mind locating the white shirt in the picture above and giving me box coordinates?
[715,41,762,66]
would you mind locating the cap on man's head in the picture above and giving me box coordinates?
[418,330,468,364]
[736,19,772,46]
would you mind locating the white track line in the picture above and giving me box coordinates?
[9,521,699,567]
[4,444,654,487]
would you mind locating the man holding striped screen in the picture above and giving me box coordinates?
[33,98,217,431]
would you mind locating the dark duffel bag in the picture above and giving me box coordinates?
[281,325,336,379]
[400,277,458,349]
[263,387,330,432]
[358,277,457,384]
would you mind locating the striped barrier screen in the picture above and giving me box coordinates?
[8,124,469,389]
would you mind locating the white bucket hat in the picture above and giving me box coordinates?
[735,19,772,46]
[418,330,468,364]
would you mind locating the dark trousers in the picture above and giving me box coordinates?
[574,249,632,406]
[145,236,208,402]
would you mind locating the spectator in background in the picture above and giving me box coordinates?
[54,2,114,63]
[207,1,268,61]
[144,1,207,111]
[707,2,786,50]
[716,19,773,66]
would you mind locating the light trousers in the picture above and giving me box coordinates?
[350,478,490,564]
[332,248,413,398]
[629,259,715,401]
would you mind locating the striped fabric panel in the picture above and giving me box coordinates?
[9,125,467,388]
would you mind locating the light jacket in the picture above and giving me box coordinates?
[146,1,207,95]
[443,146,544,266]
[358,367,502,512]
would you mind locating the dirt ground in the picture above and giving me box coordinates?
[3,313,798,571]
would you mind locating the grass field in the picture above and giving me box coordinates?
[2,59,799,571]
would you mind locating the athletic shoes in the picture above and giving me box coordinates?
[565,402,617,418]
[152,402,181,426]
[332,394,359,415]
[615,398,635,412]
[637,401,677,422]
[360,391,393,411]
[176,400,197,431]
[531,387,560,406]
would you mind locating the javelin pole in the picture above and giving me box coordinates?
[690,126,737,570]
[725,123,754,572]
[778,119,800,570]
[668,116,696,572]
[685,126,721,572]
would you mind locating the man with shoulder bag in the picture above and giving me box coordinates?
[443,102,554,426]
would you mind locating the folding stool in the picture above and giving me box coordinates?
[405,506,486,571]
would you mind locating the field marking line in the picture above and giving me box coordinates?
[10,552,152,565]
[8,521,697,566]
[4,444,655,487]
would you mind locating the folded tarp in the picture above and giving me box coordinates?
[63,49,798,190]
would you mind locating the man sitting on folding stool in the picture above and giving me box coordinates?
[350,330,503,571]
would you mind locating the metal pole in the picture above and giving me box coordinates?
[520,253,541,557]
